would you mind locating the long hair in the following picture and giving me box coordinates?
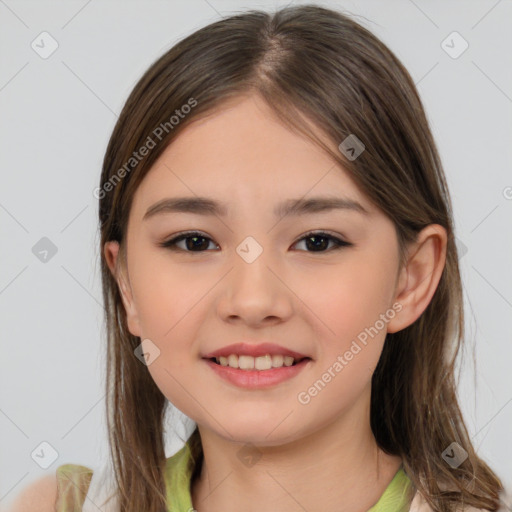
[97,4,504,511]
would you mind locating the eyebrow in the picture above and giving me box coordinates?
[143,195,370,221]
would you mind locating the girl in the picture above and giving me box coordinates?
[16,3,507,512]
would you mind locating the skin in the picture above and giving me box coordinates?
[105,92,447,512]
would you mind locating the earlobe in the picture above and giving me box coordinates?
[386,224,447,334]
[103,241,142,337]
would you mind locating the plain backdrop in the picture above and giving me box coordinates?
[1,0,511,509]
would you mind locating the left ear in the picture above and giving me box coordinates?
[386,224,448,334]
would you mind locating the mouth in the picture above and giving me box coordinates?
[207,354,312,371]
[203,354,312,389]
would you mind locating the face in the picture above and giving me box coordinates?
[105,93,407,447]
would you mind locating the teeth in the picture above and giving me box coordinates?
[255,355,272,370]
[214,354,303,370]
[283,356,294,366]
[271,355,283,367]
[239,355,254,370]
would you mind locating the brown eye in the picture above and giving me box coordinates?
[159,231,218,252]
[292,231,352,252]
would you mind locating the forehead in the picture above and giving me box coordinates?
[131,94,373,217]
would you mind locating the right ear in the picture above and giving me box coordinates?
[103,241,142,337]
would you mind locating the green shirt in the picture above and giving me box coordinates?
[56,442,415,511]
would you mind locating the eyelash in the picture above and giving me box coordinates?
[158,230,352,253]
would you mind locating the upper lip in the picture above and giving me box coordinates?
[202,342,310,360]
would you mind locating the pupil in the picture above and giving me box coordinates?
[306,235,328,251]
[186,236,209,251]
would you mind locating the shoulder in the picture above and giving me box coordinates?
[8,473,58,512]
[9,463,94,512]
[54,464,94,510]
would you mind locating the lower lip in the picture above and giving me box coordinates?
[203,358,311,389]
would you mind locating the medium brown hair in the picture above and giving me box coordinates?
[98,4,504,511]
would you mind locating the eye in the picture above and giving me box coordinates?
[159,230,352,253]
[159,231,219,252]
[291,231,352,252]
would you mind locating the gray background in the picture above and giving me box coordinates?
[1,0,511,508]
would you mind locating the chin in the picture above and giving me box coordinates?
[210,412,306,448]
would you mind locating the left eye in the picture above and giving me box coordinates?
[159,230,352,253]
[293,231,352,252]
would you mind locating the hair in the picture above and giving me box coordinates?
[97,3,505,512]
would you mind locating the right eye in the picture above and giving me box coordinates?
[159,231,219,252]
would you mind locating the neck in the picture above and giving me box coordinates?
[190,391,403,512]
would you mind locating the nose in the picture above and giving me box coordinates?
[216,246,294,328]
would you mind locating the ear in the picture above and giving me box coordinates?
[386,224,447,334]
[104,241,142,337]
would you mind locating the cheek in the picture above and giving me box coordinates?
[299,254,396,340]
[128,250,213,377]
[295,273,391,416]
[129,250,210,340]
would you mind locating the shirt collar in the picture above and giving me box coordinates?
[165,441,415,512]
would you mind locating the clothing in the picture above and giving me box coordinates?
[163,442,414,511]
[55,463,93,511]
[55,442,488,512]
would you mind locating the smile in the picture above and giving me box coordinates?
[204,356,312,388]
[211,353,308,370]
